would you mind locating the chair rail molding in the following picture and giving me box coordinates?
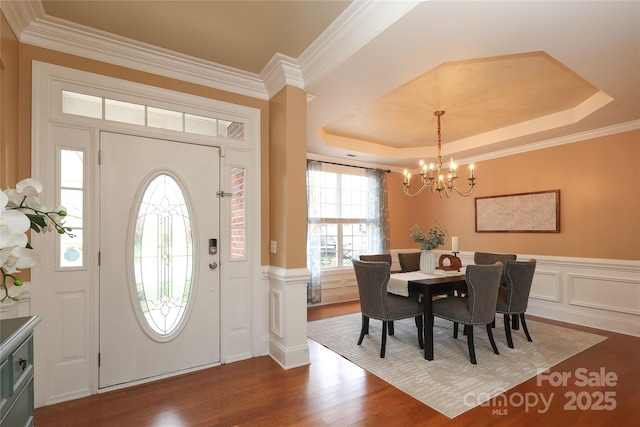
[313,251,640,337]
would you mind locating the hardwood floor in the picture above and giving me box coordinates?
[36,301,639,426]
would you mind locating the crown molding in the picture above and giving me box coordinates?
[5,0,633,168]
[2,0,418,101]
[261,53,304,99]
[298,0,420,87]
[2,0,417,101]
[311,120,640,174]
[260,0,419,97]
[0,0,42,34]
[467,120,640,164]
[3,1,269,100]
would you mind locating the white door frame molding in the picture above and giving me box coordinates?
[30,61,264,407]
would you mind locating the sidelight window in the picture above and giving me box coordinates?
[230,167,246,260]
[59,149,84,268]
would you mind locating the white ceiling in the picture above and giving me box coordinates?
[3,1,639,171]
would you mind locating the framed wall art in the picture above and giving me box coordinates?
[475,190,560,233]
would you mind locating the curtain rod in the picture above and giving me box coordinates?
[313,160,391,174]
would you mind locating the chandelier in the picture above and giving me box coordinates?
[402,110,476,198]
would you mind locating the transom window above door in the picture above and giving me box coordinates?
[61,90,244,140]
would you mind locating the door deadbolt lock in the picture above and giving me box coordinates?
[209,261,218,270]
[209,238,217,255]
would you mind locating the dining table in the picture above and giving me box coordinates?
[389,270,467,361]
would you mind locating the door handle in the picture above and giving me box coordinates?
[209,261,218,270]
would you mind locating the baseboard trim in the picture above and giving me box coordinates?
[268,338,310,370]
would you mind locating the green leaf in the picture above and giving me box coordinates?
[27,214,47,228]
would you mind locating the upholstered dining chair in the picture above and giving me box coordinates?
[474,252,519,329]
[432,262,503,364]
[474,252,517,284]
[473,252,517,264]
[359,254,397,333]
[398,252,421,273]
[352,260,424,358]
[496,259,537,348]
[359,253,392,265]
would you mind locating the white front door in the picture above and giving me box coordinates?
[98,132,220,388]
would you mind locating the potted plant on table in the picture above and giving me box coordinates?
[410,222,448,273]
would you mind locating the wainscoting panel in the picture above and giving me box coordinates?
[568,274,640,315]
[270,289,283,338]
[530,270,563,302]
[267,267,311,369]
[527,257,640,336]
[312,251,640,337]
[316,269,360,304]
[321,277,344,290]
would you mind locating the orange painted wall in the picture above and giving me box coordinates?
[1,12,20,188]
[389,130,640,261]
[269,85,308,268]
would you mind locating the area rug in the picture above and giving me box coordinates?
[307,313,606,418]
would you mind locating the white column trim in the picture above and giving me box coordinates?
[267,267,311,369]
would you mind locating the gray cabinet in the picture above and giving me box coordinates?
[0,316,40,427]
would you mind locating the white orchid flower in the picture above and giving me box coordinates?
[1,192,30,247]
[5,178,44,210]
[16,178,43,195]
[0,246,17,271]
[0,207,31,234]
[1,191,31,272]
[0,246,40,274]
[0,227,29,252]
[2,178,73,301]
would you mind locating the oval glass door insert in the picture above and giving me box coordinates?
[133,174,193,337]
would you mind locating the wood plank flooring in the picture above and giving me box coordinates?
[35,301,639,426]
